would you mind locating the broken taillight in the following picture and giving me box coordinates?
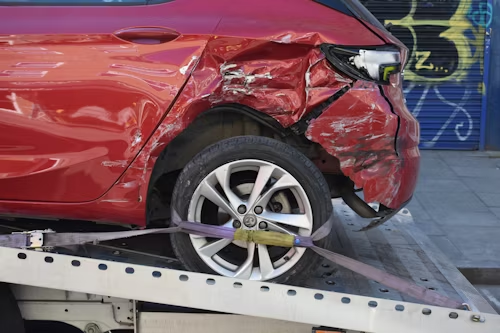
[320,44,402,85]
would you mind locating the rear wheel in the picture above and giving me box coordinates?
[170,136,332,284]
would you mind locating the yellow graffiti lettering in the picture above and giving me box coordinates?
[415,51,434,70]
[383,0,484,83]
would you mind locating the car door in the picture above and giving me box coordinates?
[0,0,214,202]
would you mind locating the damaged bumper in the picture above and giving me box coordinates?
[305,78,420,211]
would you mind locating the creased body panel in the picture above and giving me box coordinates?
[91,40,353,224]
[0,33,207,202]
[305,80,417,209]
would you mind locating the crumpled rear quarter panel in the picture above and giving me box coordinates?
[305,79,419,209]
[102,40,353,221]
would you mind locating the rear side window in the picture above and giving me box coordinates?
[313,0,352,16]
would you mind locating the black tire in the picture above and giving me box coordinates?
[169,136,332,285]
[0,283,25,333]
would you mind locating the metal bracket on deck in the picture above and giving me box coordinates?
[11,229,55,249]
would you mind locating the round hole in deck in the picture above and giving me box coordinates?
[348,223,354,226]
[98,264,108,271]
[152,271,161,278]
[287,290,296,296]
[64,309,68,313]
[314,293,324,300]
[428,287,437,291]
[17,253,27,260]
[233,282,242,288]
[206,278,216,285]
[321,263,330,268]
[125,267,134,274]
[422,308,432,315]
[179,275,189,281]
[420,278,428,282]
[322,272,332,278]
[379,288,389,293]
[341,297,351,304]
[71,260,80,267]
[368,301,378,308]
[260,286,270,292]
[44,256,54,263]
[402,209,409,214]
[395,305,405,312]
[449,312,458,319]
[326,280,336,285]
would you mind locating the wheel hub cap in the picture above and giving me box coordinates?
[243,214,257,227]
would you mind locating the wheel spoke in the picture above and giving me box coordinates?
[248,165,275,208]
[260,211,311,229]
[215,165,244,211]
[199,182,238,219]
[254,174,298,208]
[266,222,298,236]
[258,244,274,280]
[234,242,255,279]
[198,238,233,257]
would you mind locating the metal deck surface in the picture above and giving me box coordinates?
[0,199,497,314]
[304,199,497,314]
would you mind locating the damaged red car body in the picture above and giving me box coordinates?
[0,0,420,281]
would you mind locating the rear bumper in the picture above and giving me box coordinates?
[305,80,420,209]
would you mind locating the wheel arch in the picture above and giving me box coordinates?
[146,103,317,226]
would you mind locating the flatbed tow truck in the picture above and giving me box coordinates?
[1,199,499,333]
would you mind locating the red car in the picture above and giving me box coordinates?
[0,0,420,283]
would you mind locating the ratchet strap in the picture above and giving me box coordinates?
[0,212,465,310]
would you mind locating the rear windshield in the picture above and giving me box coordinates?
[314,0,388,33]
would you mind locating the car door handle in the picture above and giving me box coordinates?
[114,27,180,44]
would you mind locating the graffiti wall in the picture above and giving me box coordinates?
[361,0,491,149]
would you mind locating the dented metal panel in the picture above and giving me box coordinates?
[0,0,419,225]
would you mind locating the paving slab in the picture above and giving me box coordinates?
[449,166,500,179]
[491,208,500,219]
[444,226,500,262]
[410,150,500,267]
[475,192,500,208]
[462,177,500,194]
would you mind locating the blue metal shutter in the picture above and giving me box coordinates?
[360,0,489,149]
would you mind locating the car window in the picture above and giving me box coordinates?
[0,0,153,5]
[313,0,353,17]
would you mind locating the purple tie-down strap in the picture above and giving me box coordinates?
[3,210,465,310]
[172,209,331,247]
[311,246,464,309]
[178,222,236,239]
[173,210,464,309]
[178,221,316,247]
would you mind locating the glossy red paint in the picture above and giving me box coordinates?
[305,78,420,208]
[0,0,419,225]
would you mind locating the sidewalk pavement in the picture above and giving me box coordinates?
[407,150,500,268]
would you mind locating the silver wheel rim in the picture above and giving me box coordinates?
[188,159,313,281]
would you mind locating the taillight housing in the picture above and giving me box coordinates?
[320,44,403,85]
